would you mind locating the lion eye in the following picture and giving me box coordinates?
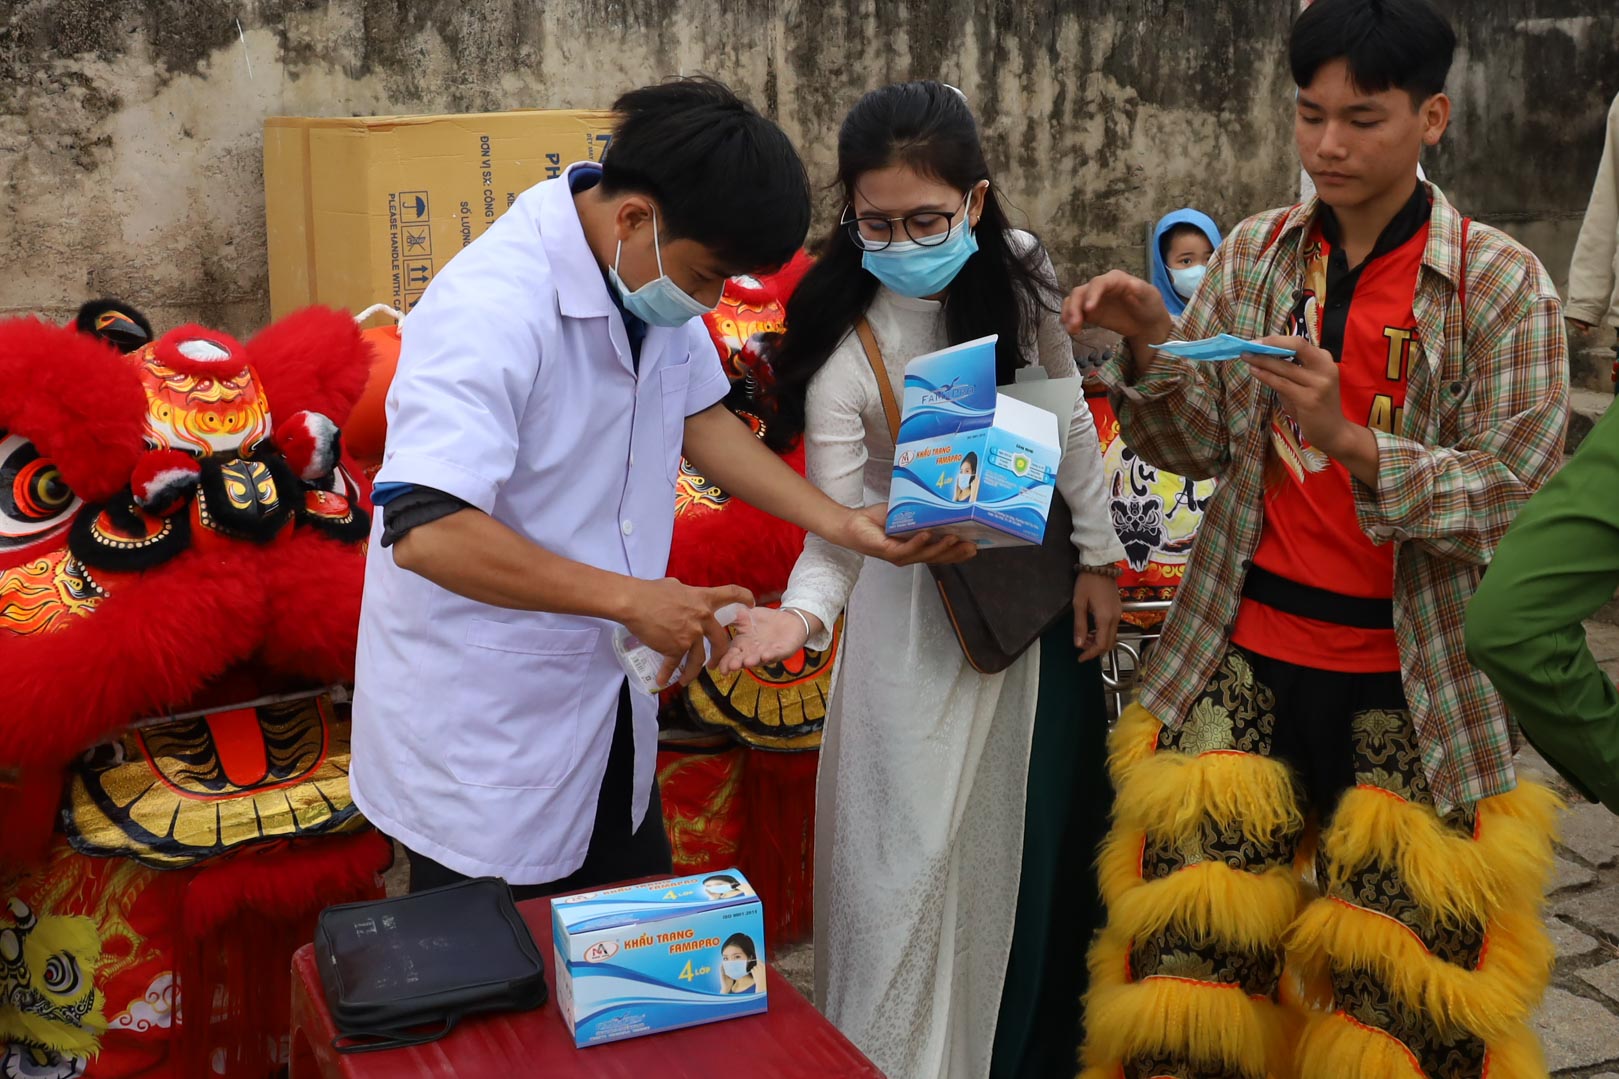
[0,432,82,548]
[42,952,82,995]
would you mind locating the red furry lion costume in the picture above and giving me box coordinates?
[0,303,390,1077]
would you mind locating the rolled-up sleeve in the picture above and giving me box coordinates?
[1352,293,1568,564]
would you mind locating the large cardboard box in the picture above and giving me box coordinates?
[264,109,614,319]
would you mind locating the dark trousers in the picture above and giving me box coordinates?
[403,681,673,902]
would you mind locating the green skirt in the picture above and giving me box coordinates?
[988,612,1112,1079]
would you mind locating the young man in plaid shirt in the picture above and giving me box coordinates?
[1064,1,1570,1075]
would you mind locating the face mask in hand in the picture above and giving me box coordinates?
[610,207,716,327]
[722,959,751,980]
[1170,265,1207,301]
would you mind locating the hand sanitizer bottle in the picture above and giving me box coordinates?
[612,604,746,694]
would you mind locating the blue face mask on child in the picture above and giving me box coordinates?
[860,194,981,299]
[610,208,716,327]
[1169,265,1207,301]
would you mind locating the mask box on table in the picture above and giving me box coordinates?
[885,335,1062,548]
[551,869,767,1047]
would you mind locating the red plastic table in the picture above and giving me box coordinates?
[289,894,883,1078]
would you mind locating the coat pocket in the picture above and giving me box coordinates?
[444,619,601,791]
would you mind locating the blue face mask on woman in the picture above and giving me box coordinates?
[859,193,980,299]
[610,207,716,327]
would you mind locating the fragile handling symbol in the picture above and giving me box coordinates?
[404,260,433,287]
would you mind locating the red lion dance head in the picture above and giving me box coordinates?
[0,302,388,1078]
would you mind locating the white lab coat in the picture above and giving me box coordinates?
[350,163,730,884]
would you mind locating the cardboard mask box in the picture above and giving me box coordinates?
[885,335,1062,548]
[264,109,614,319]
[551,869,767,1047]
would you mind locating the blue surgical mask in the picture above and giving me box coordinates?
[1170,265,1207,301]
[609,208,716,327]
[722,959,751,980]
[860,196,980,298]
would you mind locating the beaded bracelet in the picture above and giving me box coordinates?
[1078,563,1123,579]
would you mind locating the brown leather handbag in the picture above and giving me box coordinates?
[854,319,1077,675]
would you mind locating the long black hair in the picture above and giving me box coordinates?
[762,81,1060,452]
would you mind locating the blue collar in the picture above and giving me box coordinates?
[567,163,647,362]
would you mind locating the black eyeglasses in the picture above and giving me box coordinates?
[840,192,972,251]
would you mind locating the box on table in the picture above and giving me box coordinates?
[263,109,615,320]
[551,869,768,1047]
[885,335,1063,548]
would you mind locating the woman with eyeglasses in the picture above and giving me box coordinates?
[717,81,1123,1079]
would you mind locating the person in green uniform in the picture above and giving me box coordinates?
[1466,409,1619,815]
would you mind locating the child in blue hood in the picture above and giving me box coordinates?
[1150,209,1223,317]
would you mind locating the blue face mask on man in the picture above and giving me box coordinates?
[859,191,981,299]
[610,207,716,327]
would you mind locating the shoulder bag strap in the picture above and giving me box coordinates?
[855,318,900,445]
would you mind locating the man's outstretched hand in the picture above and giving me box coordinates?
[1062,270,1175,345]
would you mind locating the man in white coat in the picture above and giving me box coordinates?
[351,78,973,900]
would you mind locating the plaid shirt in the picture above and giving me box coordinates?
[1101,184,1569,810]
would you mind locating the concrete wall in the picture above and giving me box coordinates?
[1429,2,1619,383]
[2,0,1616,357]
